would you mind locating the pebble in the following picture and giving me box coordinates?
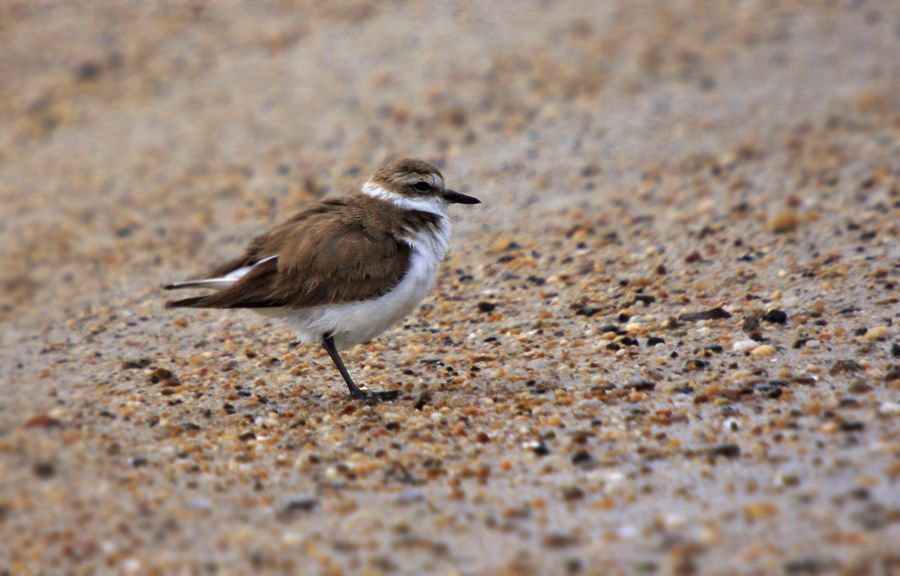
[684,251,703,263]
[751,344,776,357]
[744,502,779,520]
[863,326,891,341]
[829,360,862,375]
[184,498,213,510]
[625,322,645,334]
[680,307,732,322]
[722,417,740,431]
[571,451,593,467]
[392,489,425,505]
[761,309,788,324]
[708,444,741,459]
[768,211,799,233]
[477,302,497,313]
[561,486,585,501]
[24,414,62,428]
[33,461,56,479]
[732,339,758,352]
[279,494,318,520]
[879,402,900,415]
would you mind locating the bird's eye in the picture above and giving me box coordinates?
[413,181,431,192]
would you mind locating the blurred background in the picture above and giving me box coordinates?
[3,0,896,333]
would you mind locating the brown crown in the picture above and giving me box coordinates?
[368,158,445,197]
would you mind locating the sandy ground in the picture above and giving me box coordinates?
[1,1,899,574]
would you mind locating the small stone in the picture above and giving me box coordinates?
[742,315,760,333]
[477,302,497,313]
[784,558,832,574]
[848,381,872,393]
[624,322,644,334]
[708,444,741,458]
[571,450,593,467]
[778,474,801,487]
[392,489,425,505]
[768,211,799,233]
[685,359,707,371]
[626,381,655,392]
[732,339,758,352]
[33,461,56,479]
[542,532,580,548]
[839,421,864,432]
[661,317,680,329]
[863,326,891,341]
[279,494,318,520]
[679,307,731,322]
[24,414,62,429]
[75,60,103,82]
[761,309,787,324]
[561,486,585,501]
[829,360,862,375]
[632,294,656,306]
[879,401,900,415]
[744,502,779,520]
[751,344,776,357]
[184,498,212,510]
[149,367,176,383]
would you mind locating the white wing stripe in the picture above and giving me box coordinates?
[170,255,278,290]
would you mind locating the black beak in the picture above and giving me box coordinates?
[443,189,481,205]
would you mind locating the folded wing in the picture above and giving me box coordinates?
[165,200,411,309]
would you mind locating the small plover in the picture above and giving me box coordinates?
[165,158,480,399]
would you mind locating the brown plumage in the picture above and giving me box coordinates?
[165,195,442,309]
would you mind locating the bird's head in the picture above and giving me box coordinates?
[363,158,480,212]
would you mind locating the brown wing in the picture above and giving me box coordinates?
[167,199,412,309]
[200,201,342,280]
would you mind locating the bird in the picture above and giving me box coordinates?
[164,158,480,400]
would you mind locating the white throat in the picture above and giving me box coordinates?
[362,182,448,217]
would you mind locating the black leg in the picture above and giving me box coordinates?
[322,335,367,399]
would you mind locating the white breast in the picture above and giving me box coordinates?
[278,217,450,350]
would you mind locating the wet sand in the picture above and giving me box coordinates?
[1,1,898,574]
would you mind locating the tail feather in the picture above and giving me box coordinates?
[164,279,234,291]
[165,296,211,308]
[164,255,280,309]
